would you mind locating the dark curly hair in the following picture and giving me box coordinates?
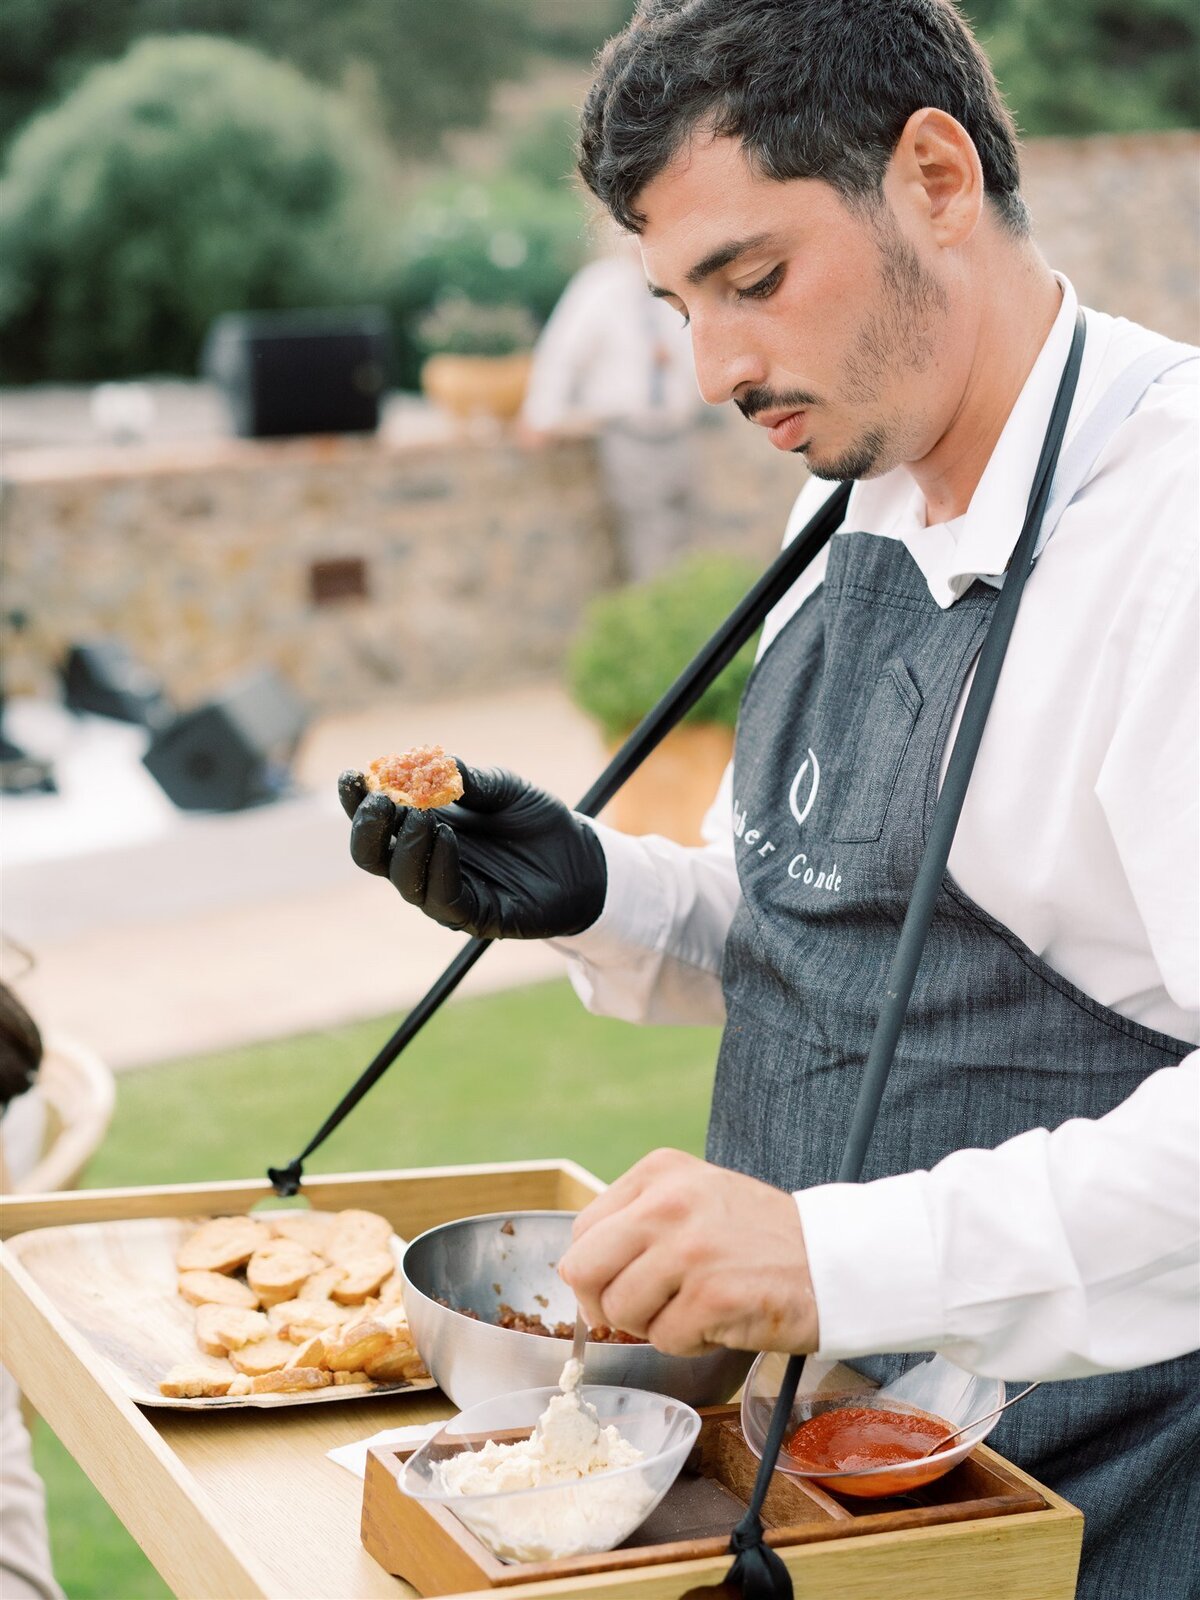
[0,980,42,1110]
[578,0,1028,236]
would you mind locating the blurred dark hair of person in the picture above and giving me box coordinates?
[0,980,42,1110]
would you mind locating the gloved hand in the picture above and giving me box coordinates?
[337,761,608,941]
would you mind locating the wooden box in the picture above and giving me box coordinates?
[1,1160,1082,1599]
[362,1406,1081,1599]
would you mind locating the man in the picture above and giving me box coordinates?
[340,3,1198,1592]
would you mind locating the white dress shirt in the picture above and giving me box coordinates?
[554,278,1200,1381]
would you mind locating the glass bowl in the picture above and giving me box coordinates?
[399,1382,702,1563]
[740,1351,1005,1499]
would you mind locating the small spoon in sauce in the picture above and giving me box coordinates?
[918,1379,1041,1457]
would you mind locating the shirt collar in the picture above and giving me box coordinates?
[844,275,1080,608]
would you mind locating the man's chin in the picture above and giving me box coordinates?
[798,429,890,482]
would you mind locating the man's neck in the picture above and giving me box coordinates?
[912,254,1062,527]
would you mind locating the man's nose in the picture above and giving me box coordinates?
[690,319,763,406]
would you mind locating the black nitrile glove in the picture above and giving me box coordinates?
[337,760,607,941]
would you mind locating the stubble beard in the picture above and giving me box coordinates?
[800,208,950,483]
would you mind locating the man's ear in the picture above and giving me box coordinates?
[888,107,984,248]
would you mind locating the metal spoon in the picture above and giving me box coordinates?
[570,1309,588,1374]
[919,1380,1041,1457]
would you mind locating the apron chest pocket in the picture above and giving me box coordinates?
[831,657,922,843]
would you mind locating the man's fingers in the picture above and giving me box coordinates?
[455,763,526,815]
[569,1148,685,1244]
[594,1246,684,1342]
[389,810,437,904]
[337,769,368,821]
[349,792,399,876]
[644,1292,723,1358]
[559,1206,657,1325]
[423,822,480,930]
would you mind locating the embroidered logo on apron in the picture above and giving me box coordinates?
[731,751,843,895]
[788,748,820,826]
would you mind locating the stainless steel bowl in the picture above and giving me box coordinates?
[400,1210,754,1409]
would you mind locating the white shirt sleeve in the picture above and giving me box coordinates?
[549,774,739,1026]
[796,1051,1200,1379]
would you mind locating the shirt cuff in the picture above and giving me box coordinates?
[795,1171,946,1359]
[552,818,670,958]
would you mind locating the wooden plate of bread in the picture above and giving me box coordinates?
[7,1207,436,1409]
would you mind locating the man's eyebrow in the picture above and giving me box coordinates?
[645,232,779,300]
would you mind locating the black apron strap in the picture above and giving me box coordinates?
[268,482,853,1194]
[725,309,1088,1597]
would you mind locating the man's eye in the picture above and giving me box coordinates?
[736,265,783,302]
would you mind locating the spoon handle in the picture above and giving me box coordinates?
[930,1380,1042,1455]
[570,1310,588,1370]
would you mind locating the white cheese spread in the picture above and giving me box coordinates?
[438,1359,653,1562]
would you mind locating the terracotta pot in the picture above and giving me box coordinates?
[419,353,533,423]
[601,723,735,846]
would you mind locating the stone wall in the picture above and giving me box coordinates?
[1,434,606,711]
[1021,131,1199,343]
[0,415,802,713]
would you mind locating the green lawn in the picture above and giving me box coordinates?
[30,978,721,1598]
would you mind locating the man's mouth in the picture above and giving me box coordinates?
[760,409,808,452]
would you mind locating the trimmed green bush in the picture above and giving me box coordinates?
[567,552,763,743]
[0,35,398,381]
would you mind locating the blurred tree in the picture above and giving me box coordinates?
[507,104,584,192]
[0,0,534,158]
[0,36,399,381]
[1,1,1192,161]
[977,0,1199,134]
[522,0,637,60]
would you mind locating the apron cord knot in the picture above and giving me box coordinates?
[726,1512,794,1597]
[267,1159,304,1197]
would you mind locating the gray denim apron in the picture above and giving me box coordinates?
[709,349,1199,1599]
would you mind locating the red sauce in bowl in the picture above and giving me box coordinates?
[784,1405,954,1475]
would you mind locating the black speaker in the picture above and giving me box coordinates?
[61,640,173,727]
[202,307,389,438]
[143,670,309,811]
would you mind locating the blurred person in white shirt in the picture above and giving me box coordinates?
[518,233,704,580]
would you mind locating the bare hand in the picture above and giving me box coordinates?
[558,1149,820,1356]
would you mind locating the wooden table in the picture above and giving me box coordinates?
[0,1160,1083,1599]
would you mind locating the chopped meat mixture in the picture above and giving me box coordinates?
[435,1297,646,1344]
[364,745,463,809]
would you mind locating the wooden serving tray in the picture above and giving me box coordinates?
[4,1211,436,1409]
[0,1160,604,1598]
[1,1163,1083,1599]
[361,1405,1075,1597]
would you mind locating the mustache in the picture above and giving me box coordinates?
[735,386,821,422]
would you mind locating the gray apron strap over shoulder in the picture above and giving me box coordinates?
[725,310,1092,1600]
